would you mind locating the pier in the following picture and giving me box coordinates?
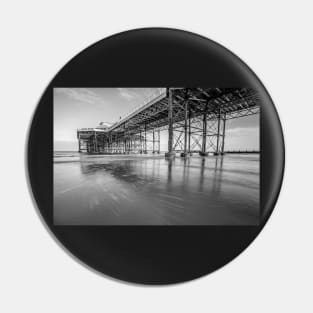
[77,88,260,157]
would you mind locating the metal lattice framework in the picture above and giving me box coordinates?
[77,88,260,156]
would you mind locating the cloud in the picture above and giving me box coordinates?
[117,88,137,100]
[227,127,259,136]
[55,88,105,106]
[117,88,165,101]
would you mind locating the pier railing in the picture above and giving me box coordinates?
[108,88,167,131]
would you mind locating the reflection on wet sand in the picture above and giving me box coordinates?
[54,154,259,225]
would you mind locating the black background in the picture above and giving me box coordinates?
[27,28,284,284]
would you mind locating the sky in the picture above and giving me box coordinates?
[54,88,259,151]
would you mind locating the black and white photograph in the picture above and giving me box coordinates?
[54,88,260,225]
[6,0,313,310]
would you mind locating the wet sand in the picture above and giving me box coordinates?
[54,153,259,225]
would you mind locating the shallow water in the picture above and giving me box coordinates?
[53,153,259,225]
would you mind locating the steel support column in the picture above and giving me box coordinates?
[78,133,82,152]
[165,88,175,158]
[221,115,226,155]
[200,108,208,156]
[94,131,97,153]
[215,112,221,155]
[188,108,192,155]
[158,129,160,154]
[109,133,112,154]
[144,124,147,154]
[130,136,132,154]
[139,128,142,154]
[181,100,189,157]
[152,129,155,153]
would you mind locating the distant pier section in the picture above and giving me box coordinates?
[77,88,260,157]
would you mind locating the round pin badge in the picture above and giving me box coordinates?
[27,28,284,284]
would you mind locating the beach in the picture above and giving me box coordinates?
[54,152,259,225]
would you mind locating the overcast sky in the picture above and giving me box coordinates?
[54,88,259,151]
